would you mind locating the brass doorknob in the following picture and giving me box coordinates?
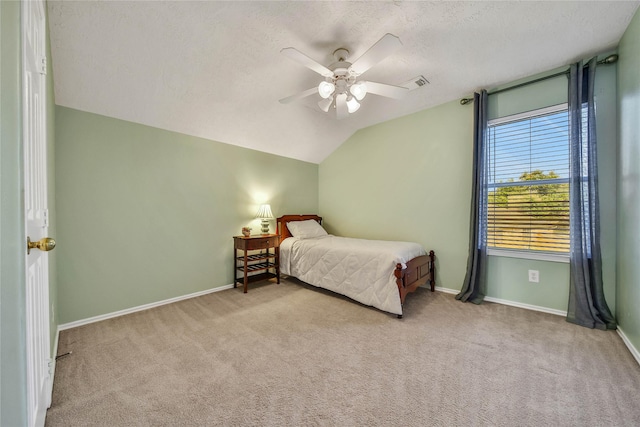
[27,237,56,255]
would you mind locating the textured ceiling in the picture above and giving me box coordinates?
[48,1,639,164]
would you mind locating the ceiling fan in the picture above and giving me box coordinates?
[279,33,409,119]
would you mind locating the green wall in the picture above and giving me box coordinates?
[55,107,319,323]
[0,1,28,425]
[319,100,474,292]
[319,60,619,314]
[617,7,640,357]
[488,71,567,120]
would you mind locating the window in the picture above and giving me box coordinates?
[486,104,570,254]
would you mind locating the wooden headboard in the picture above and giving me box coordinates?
[276,214,323,243]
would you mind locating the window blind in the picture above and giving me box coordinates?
[486,107,570,253]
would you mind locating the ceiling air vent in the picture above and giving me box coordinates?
[401,75,430,91]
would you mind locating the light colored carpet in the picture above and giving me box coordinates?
[46,278,640,426]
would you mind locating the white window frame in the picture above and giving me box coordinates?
[486,103,570,263]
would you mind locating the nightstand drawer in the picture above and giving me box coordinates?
[245,238,267,250]
[244,236,279,250]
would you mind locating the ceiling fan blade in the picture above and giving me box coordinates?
[335,93,348,120]
[349,33,402,76]
[279,87,318,104]
[281,47,334,78]
[363,81,409,99]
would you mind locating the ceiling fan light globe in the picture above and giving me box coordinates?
[350,82,368,101]
[346,97,360,113]
[318,81,335,99]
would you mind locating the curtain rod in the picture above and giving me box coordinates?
[459,54,619,105]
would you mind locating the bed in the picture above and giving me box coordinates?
[276,214,435,317]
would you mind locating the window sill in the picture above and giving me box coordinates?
[487,248,569,263]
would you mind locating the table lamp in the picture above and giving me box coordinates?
[255,204,274,234]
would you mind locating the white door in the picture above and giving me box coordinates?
[23,0,53,426]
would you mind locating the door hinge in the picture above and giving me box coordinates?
[47,358,53,378]
[39,56,47,75]
[43,209,49,227]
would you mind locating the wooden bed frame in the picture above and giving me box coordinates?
[276,214,436,317]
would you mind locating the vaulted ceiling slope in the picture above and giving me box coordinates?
[48,1,639,164]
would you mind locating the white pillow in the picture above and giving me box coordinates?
[287,219,328,239]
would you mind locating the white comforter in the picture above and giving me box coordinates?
[280,235,426,315]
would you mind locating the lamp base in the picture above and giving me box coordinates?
[261,219,270,234]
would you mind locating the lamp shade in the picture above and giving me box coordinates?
[318,81,336,99]
[346,96,360,113]
[349,82,367,101]
[255,204,274,219]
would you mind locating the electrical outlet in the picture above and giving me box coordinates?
[528,270,539,283]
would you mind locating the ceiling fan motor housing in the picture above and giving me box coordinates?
[328,60,357,95]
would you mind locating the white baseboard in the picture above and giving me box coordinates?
[58,284,235,331]
[52,283,640,370]
[617,327,640,367]
[434,286,459,295]
[483,295,567,317]
[434,286,567,317]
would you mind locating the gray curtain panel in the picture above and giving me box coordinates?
[566,59,616,330]
[457,90,488,304]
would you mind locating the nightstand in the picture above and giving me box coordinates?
[233,234,280,293]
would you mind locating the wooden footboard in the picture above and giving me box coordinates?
[394,250,436,305]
